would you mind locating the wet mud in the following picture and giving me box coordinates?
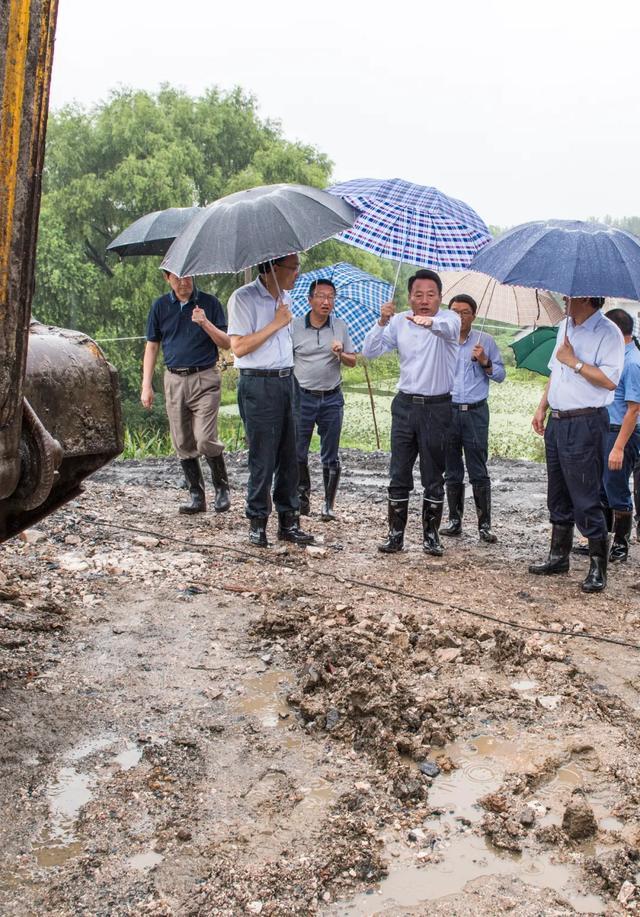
[1,450,640,915]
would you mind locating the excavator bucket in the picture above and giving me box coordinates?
[0,0,123,542]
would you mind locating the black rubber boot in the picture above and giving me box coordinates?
[440,483,464,536]
[529,523,573,575]
[205,454,231,513]
[179,458,206,514]
[422,498,444,557]
[378,499,408,554]
[277,511,314,545]
[321,463,341,522]
[473,482,497,544]
[609,510,632,563]
[249,517,268,548]
[582,537,609,593]
[298,462,311,516]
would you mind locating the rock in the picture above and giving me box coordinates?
[435,647,461,664]
[247,902,263,914]
[64,534,81,545]
[540,642,567,662]
[618,881,635,905]
[134,535,160,548]
[519,806,536,827]
[419,760,440,778]
[325,707,340,731]
[408,827,425,842]
[176,827,192,841]
[306,545,328,558]
[562,791,597,840]
[481,792,510,814]
[19,528,46,545]
[536,694,562,710]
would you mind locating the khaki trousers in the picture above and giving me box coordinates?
[164,367,223,460]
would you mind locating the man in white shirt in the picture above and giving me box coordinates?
[529,296,624,593]
[362,269,460,555]
[228,255,314,548]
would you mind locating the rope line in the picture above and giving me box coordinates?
[78,514,640,653]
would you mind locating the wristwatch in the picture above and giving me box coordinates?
[574,361,584,374]
[483,359,493,371]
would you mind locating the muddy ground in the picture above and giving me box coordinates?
[2,449,640,916]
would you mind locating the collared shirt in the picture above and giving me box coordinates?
[227,276,293,370]
[292,312,354,391]
[145,287,227,368]
[362,309,460,396]
[608,341,640,426]
[547,310,624,411]
[452,330,506,403]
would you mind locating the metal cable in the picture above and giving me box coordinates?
[78,514,640,653]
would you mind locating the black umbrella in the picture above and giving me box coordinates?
[160,184,357,277]
[106,206,203,257]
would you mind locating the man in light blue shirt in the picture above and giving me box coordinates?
[600,308,640,564]
[362,269,460,556]
[228,255,314,548]
[440,294,505,543]
[529,296,624,593]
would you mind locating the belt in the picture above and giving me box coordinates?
[549,406,605,419]
[398,391,452,405]
[239,368,293,378]
[299,384,342,397]
[453,399,487,412]
[167,365,216,376]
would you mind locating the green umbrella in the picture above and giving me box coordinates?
[509,326,559,377]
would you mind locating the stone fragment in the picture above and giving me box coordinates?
[562,791,597,839]
[419,760,440,778]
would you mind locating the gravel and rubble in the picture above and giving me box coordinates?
[2,450,640,915]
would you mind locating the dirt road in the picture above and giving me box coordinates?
[1,451,640,915]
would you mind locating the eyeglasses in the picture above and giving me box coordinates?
[453,309,474,317]
[312,293,336,303]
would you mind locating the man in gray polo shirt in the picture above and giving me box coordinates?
[228,254,314,548]
[293,279,356,521]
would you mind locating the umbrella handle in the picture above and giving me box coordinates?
[390,214,409,302]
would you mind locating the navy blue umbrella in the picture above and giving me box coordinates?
[469,219,640,299]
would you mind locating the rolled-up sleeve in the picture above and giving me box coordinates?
[430,310,460,341]
[623,362,640,404]
[362,317,397,358]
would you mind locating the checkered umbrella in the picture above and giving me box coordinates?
[291,262,393,352]
[328,178,492,271]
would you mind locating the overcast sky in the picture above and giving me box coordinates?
[49,0,640,227]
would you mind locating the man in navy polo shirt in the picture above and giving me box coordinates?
[141,271,231,515]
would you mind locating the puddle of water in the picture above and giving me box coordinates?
[113,741,143,771]
[32,766,96,867]
[234,670,293,729]
[338,735,607,915]
[296,779,335,814]
[340,836,605,914]
[128,851,163,872]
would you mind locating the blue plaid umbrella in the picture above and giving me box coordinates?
[291,262,393,351]
[328,178,491,271]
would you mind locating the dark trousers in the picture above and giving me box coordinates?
[388,393,452,502]
[544,409,609,538]
[237,374,299,519]
[602,429,640,512]
[295,387,344,467]
[444,402,490,486]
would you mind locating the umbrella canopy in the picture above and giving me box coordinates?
[328,178,492,270]
[439,271,564,327]
[290,262,393,352]
[161,184,356,277]
[469,219,640,299]
[509,326,558,377]
[106,207,203,257]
